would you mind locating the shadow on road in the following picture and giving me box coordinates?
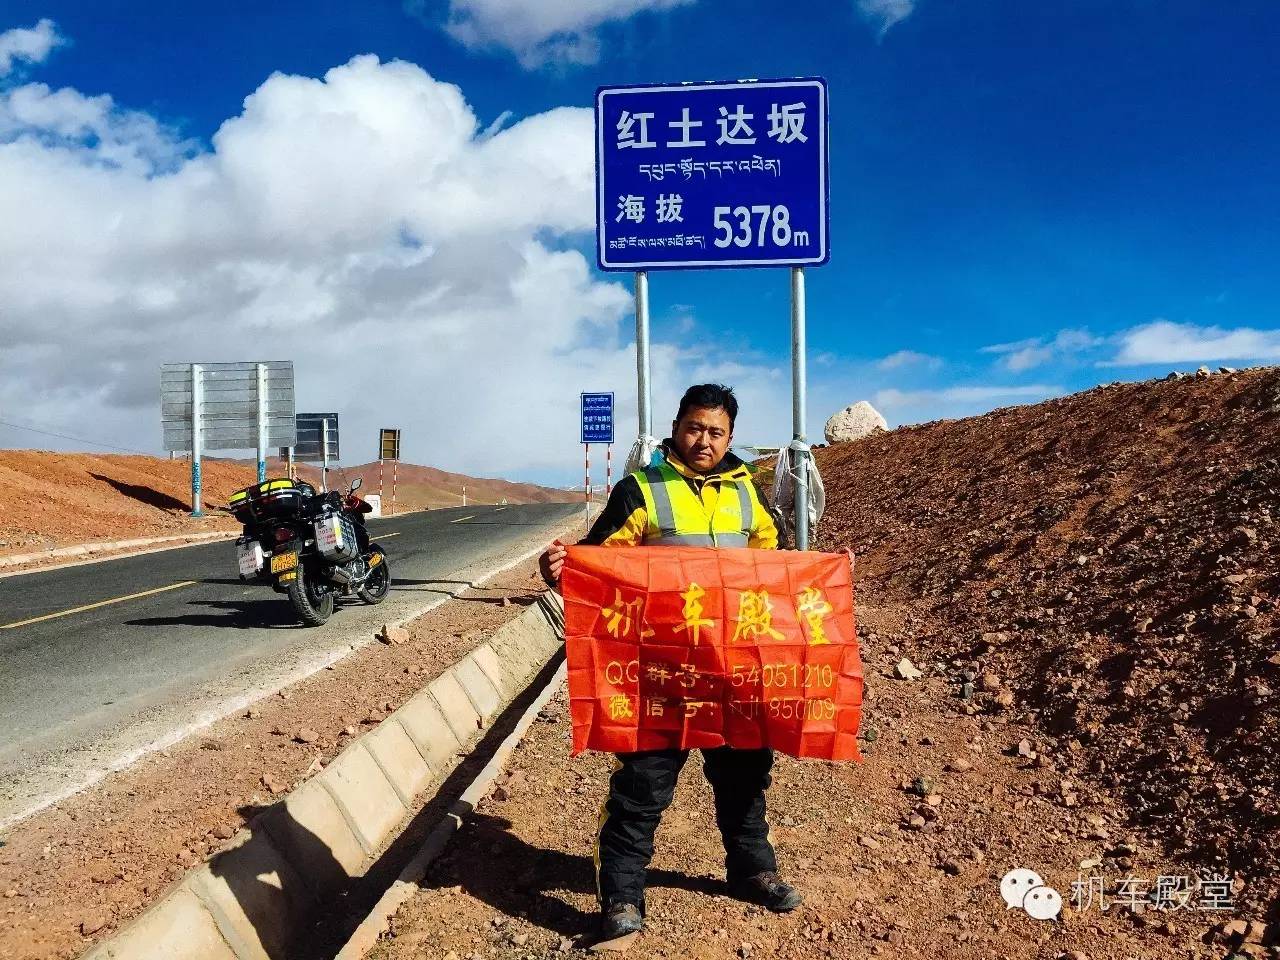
[124,599,301,629]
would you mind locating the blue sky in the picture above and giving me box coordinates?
[0,0,1277,481]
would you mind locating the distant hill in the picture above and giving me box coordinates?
[285,460,575,511]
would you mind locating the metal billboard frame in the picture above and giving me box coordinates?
[161,361,296,516]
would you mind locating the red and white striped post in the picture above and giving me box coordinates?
[584,443,592,532]
[378,459,384,505]
[606,444,612,496]
[392,460,398,514]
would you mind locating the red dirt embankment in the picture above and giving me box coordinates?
[816,365,1280,912]
[0,452,575,560]
[0,452,246,556]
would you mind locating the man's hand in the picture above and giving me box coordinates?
[539,539,567,587]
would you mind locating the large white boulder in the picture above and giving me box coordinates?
[823,401,888,444]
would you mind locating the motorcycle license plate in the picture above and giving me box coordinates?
[270,552,298,574]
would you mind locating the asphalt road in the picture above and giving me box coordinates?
[0,502,578,826]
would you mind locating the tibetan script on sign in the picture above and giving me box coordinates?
[563,546,863,761]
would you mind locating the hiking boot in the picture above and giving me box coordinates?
[729,871,804,912]
[600,901,644,940]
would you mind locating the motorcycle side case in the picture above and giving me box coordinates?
[314,514,359,562]
[236,539,265,579]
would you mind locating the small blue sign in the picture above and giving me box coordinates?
[596,78,829,271]
[581,392,615,444]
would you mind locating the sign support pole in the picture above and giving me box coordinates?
[791,266,811,550]
[585,444,592,531]
[392,460,398,514]
[321,419,330,493]
[606,444,613,496]
[190,363,203,517]
[379,458,384,504]
[255,363,268,483]
[635,271,652,439]
[287,446,295,480]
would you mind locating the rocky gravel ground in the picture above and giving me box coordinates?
[815,365,1279,921]
[375,367,1278,960]
[373,600,1258,960]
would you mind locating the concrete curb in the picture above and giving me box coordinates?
[334,660,568,960]
[0,531,237,570]
[80,591,565,960]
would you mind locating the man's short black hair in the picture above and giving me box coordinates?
[675,383,738,429]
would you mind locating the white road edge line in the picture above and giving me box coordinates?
[0,523,572,833]
[450,515,476,523]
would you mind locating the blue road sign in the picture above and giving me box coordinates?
[581,392,615,444]
[595,78,829,271]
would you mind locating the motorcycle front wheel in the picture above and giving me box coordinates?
[358,547,391,604]
[288,570,335,626]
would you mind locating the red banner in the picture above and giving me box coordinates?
[563,546,863,761]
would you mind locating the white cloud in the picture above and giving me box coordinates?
[855,0,915,37]
[0,18,63,76]
[874,384,1064,423]
[412,0,694,68]
[1108,319,1280,366]
[0,51,789,482]
[0,82,194,174]
[877,349,942,371]
[981,328,1102,372]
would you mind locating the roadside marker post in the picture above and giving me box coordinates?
[581,392,615,532]
[378,428,402,515]
[596,78,829,548]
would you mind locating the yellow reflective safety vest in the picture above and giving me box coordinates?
[634,458,756,547]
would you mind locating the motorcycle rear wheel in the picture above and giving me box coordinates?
[358,548,391,604]
[288,571,335,626]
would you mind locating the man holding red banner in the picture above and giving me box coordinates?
[541,384,802,942]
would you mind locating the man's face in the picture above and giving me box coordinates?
[672,406,733,473]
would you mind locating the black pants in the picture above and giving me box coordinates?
[595,747,777,911]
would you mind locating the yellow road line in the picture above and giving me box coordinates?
[450,515,476,524]
[0,580,199,630]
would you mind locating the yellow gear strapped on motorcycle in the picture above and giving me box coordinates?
[368,553,382,568]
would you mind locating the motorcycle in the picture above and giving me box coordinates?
[227,476,391,626]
